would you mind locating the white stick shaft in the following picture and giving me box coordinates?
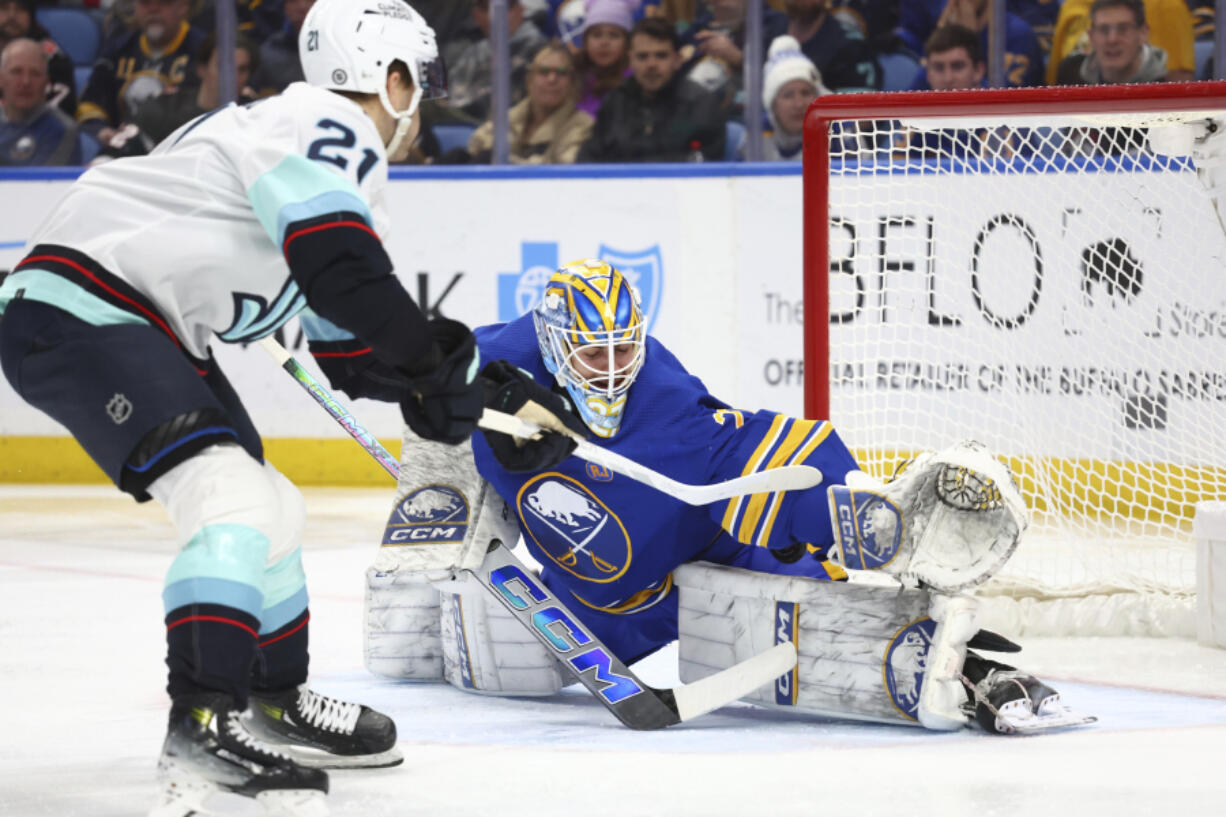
[478,409,823,505]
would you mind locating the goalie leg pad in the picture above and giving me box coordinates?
[364,566,448,681]
[675,561,978,730]
[827,440,1028,593]
[438,574,566,696]
[364,429,558,694]
[364,433,518,679]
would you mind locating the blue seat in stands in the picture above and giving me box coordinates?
[879,51,921,92]
[73,64,93,95]
[36,8,101,67]
[724,120,745,161]
[1196,39,1214,80]
[433,123,476,154]
[78,130,100,164]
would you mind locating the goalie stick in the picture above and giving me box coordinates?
[257,337,822,504]
[257,336,799,729]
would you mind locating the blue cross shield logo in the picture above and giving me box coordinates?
[497,241,664,331]
[596,244,663,332]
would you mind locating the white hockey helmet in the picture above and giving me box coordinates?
[300,0,446,153]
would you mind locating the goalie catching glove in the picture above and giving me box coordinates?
[479,360,588,472]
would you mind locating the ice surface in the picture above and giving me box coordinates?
[2,486,1225,817]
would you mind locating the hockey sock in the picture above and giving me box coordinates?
[165,602,261,707]
[253,609,311,693]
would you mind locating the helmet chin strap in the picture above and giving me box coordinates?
[378,83,423,157]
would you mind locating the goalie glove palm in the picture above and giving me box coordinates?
[480,360,587,472]
[400,319,483,445]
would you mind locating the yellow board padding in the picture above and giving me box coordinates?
[0,436,401,486]
[853,448,1226,527]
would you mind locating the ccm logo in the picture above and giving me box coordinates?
[838,505,856,541]
[774,601,798,705]
[388,526,459,542]
[489,563,643,704]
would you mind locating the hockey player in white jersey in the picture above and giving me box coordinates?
[0,1,581,815]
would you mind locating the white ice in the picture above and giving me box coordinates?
[3,485,1226,817]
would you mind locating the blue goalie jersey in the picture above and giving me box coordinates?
[472,314,861,662]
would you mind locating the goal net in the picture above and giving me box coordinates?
[803,83,1226,638]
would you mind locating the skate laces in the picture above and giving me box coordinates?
[223,709,291,761]
[296,687,362,734]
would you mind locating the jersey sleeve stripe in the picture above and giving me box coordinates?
[310,346,372,358]
[755,421,834,547]
[720,413,786,534]
[282,218,379,258]
[737,418,819,543]
[75,101,108,124]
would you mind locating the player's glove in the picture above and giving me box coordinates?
[399,318,483,445]
[479,360,587,472]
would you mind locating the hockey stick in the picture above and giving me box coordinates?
[258,336,799,729]
[257,337,822,504]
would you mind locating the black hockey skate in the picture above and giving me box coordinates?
[149,692,329,817]
[247,685,403,769]
[963,667,1097,734]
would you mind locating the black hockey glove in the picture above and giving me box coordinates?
[479,359,588,472]
[399,318,483,445]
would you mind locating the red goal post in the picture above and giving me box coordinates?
[802,82,1226,637]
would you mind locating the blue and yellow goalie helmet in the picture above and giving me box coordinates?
[533,259,647,438]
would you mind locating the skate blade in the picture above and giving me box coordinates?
[256,789,329,817]
[149,774,220,817]
[993,699,1098,734]
[282,744,404,770]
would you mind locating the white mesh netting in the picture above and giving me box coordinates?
[818,104,1226,637]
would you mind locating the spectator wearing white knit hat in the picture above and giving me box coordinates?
[574,0,638,117]
[757,34,829,161]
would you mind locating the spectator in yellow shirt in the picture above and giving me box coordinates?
[1047,0,1194,83]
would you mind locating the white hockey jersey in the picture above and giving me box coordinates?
[24,83,390,359]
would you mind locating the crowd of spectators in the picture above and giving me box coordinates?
[0,0,1217,167]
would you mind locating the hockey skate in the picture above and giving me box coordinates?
[247,685,403,769]
[149,692,329,817]
[963,667,1098,734]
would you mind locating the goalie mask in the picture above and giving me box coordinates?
[300,0,447,156]
[533,259,647,439]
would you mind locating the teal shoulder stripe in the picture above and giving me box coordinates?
[247,154,372,246]
[0,269,150,326]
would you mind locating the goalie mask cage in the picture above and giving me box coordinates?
[803,82,1226,638]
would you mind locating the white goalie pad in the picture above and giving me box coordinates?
[675,561,979,731]
[364,430,564,695]
[437,573,566,696]
[827,440,1028,593]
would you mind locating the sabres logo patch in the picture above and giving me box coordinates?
[518,474,630,582]
[829,486,903,570]
[883,618,936,721]
[381,485,469,546]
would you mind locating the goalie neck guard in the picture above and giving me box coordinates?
[300,0,446,154]
[532,259,647,438]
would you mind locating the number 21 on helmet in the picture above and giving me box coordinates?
[299,0,448,155]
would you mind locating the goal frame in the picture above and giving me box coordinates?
[802,81,1226,420]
